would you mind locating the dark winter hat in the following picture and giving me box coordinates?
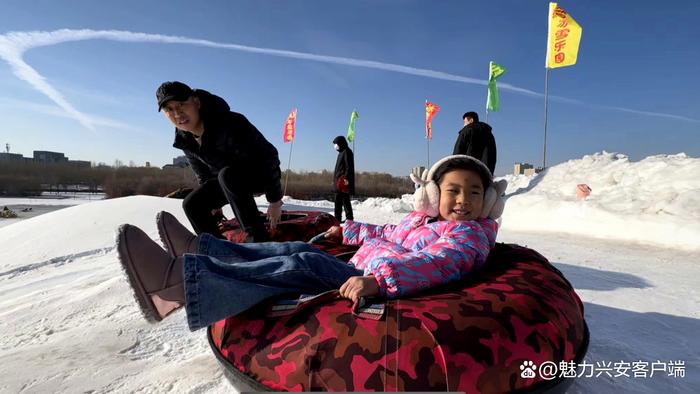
[156,81,194,111]
[333,135,348,148]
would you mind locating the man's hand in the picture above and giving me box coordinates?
[267,200,283,230]
[325,225,343,240]
[343,178,349,186]
[339,276,380,303]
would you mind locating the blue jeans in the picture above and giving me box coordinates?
[183,234,364,331]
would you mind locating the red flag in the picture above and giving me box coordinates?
[425,100,441,140]
[283,108,297,143]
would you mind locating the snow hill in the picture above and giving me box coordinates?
[501,152,700,250]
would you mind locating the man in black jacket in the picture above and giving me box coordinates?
[452,111,497,175]
[332,136,354,222]
[157,81,282,242]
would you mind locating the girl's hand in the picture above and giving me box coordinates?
[325,225,343,240]
[339,276,380,303]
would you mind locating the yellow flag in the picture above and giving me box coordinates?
[546,3,582,68]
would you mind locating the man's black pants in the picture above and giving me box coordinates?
[182,166,269,241]
[334,192,353,222]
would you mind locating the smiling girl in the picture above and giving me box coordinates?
[115,155,506,330]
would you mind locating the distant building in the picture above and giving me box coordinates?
[34,151,68,164]
[2,148,95,167]
[514,163,533,175]
[163,156,190,170]
[514,162,542,176]
[0,152,25,162]
[68,160,92,168]
[173,156,190,168]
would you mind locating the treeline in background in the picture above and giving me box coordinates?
[0,161,414,200]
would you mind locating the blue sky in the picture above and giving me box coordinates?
[1,0,698,176]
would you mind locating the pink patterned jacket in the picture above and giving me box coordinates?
[342,211,498,298]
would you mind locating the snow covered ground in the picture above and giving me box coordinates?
[0,152,697,393]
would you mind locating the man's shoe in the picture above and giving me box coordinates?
[156,211,198,258]
[116,224,185,323]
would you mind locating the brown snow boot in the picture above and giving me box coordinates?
[156,211,199,258]
[116,224,185,323]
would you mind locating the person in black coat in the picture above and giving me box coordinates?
[157,81,282,242]
[452,111,497,175]
[332,136,354,222]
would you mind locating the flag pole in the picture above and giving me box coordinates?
[425,100,430,168]
[542,67,551,169]
[486,61,491,123]
[283,139,294,196]
[427,138,430,169]
[352,137,356,181]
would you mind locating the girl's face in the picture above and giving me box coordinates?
[437,169,485,221]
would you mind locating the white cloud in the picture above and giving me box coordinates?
[0,28,698,129]
[0,96,136,130]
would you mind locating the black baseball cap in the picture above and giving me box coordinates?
[156,81,194,111]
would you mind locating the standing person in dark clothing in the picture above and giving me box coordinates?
[452,111,497,175]
[332,136,354,222]
[157,81,282,242]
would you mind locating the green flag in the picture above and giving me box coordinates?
[487,62,507,112]
[490,62,506,81]
[347,110,359,142]
[487,80,500,111]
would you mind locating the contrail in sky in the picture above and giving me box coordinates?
[0,28,698,129]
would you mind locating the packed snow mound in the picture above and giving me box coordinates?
[500,173,538,195]
[277,196,334,211]
[501,151,700,250]
[355,194,414,213]
[0,196,187,272]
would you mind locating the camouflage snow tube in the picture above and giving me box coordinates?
[207,239,589,393]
